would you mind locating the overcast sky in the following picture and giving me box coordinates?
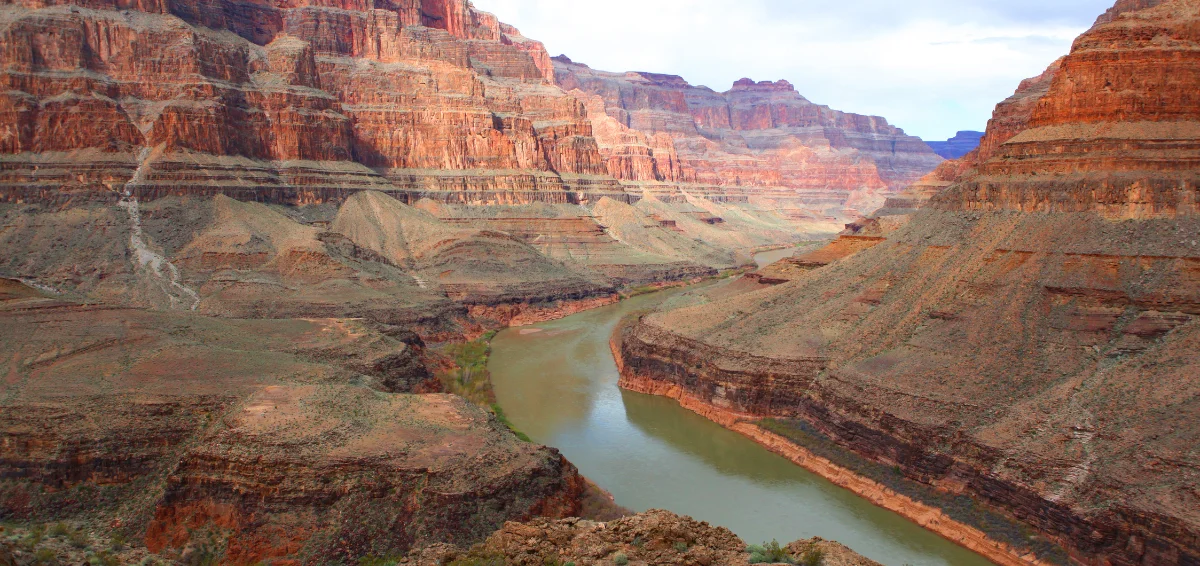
[470,0,1115,141]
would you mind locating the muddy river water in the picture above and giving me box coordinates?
[489,287,994,566]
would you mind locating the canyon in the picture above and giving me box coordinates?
[615,2,1200,566]
[0,0,951,563]
[3,0,1195,563]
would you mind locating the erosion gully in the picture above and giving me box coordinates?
[488,248,994,566]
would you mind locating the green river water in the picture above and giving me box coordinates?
[489,281,995,566]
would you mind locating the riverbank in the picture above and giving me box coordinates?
[488,286,997,565]
[610,323,1058,566]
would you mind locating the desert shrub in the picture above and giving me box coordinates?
[68,528,90,549]
[800,548,825,566]
[34,548,57,565]
[110,531,127,551]
[612,552,629,566]
[447,550,506,566]
[747,540,794,564]
[88,550,121,566]
[673,541,689,552]
[48,523,68,538]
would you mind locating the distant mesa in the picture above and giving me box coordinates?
[925,130,984,160]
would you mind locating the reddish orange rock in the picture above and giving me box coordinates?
[554,58,944,214]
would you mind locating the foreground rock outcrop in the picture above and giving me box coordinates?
[0,279,584,564]
[409,510,882,566]
[615,2,1200,565]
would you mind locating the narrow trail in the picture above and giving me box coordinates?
[117,146,201,311]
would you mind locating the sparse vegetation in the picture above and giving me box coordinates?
[34,548,57,565]
[799,547,825,566]
[358,556,401,566]
[490,403,532,442]
[439,336,495,406]
[67,528,89,549]
[612,552,629,565]
[747,540,794,564]
[673,541,689,552]
[446,550,507,566]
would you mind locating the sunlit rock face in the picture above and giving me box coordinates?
[554,57,944,214]
[0,0,622,206]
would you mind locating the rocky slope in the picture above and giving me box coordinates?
[407,510,882,566]
[614,2,1200,565]
[555,58,944,216]
[0,279,584,564]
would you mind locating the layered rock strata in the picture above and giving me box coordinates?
[0,0,621,206]
[883,60,1063,212]
[614,2,1200,565]
[554,58,944,215]
[0,279,584,563]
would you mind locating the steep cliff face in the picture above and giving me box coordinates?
[0,0,620,205]
[615,2,1200,565]
[883,60,1063,211]
[934,1,1200,216]
[554,58,943,215]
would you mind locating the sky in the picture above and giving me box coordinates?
[469,0,1116,141]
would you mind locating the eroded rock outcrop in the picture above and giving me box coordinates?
[0,279,584,563]
[614,2,1200,565]
[407,509,882,566]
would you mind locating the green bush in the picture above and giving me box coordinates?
[673,541,689,552]
[612,552,629,566]
[747,540,794,564]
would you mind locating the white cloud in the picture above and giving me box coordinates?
[470,0,1113,140]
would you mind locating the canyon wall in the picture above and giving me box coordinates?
[554,57,944,216]
[615,1,1200,565]
[0,0,622,206]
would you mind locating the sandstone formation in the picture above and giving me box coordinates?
[882,59,1064,213]
[926,131,984,160]
[614,1,1200,565]
[0,0,630,206]
[555,57,944,216]
[0,278,584,563]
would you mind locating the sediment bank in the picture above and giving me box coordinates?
[611,329,1053,566]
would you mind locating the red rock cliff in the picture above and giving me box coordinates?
[554,58,944,213]
[0,0,620,206]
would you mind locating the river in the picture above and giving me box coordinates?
[489,287,995,566]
